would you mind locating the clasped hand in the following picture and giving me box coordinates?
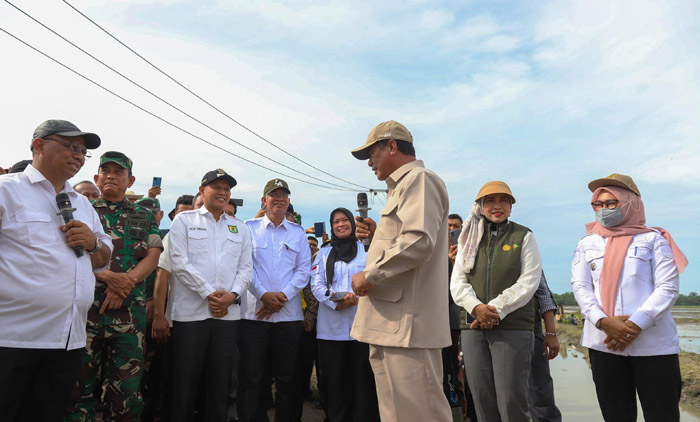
[601,315,641,352]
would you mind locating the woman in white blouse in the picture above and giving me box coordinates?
[311,207,379,422]
[571,174,688,422]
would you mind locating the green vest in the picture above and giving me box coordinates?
[463,220,534,331]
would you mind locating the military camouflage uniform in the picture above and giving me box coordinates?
[68,198,162,422]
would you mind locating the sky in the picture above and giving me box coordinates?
[1,0,698,293]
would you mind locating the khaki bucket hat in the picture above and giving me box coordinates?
[475,181,516,204]
[351,120,413,160]
[588,173,641,197]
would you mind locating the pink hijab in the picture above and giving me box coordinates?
[586,186,688,316]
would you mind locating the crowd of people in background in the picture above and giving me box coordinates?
[0,119,688,422]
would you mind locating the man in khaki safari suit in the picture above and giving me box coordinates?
[350,120,452,422]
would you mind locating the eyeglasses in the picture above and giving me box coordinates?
[268,192,289,199]
[591,199,619,210]
[44,137,91,159]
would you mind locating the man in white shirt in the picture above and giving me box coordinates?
[168,169,252,422]
[0,119,113,422]
[238,178,311,422]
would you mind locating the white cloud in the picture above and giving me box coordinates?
[419,9,454,31]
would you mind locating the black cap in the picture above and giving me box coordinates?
[287,203,295,214]
[9,159,33,173]
[32,120,101,149]
[201,169,237,188]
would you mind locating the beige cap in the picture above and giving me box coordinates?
[588,173,640,197]
[475,181,516,204]
[125,190,144,200]
[351,120,413,160]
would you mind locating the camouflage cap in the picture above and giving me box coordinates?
[588,173,641,197]
[352,120,413,160]
[134,197,160,213]
[32,119,101,149]
[100,151,133,170]
[263,178,291,196]
[201,168,237,188]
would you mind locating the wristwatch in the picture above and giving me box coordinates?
[88,237,103,255]
[232,291,241,305]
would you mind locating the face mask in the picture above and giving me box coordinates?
[595,207,624,227]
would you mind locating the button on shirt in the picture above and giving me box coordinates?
[571,231,680,356]
[242,216,311,322]
[168,207,252,322]
[0,165,113,350]
[311,241,366,341]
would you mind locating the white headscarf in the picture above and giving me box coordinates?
[456,201,485,273]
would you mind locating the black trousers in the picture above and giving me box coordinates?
[0,346,83,422]
[238,320,303,422]
[589,349,681,422]
[317,339,380,422]
[172,319,239,422]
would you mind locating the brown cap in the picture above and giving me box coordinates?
[475,181,516,204]
[351,120,413,160]
[588,173,640,197]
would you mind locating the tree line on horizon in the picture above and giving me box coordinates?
[553,292,700,307]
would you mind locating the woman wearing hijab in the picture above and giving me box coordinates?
[450,181,542,422]
[311,207,380,422]
[571,173,688,422]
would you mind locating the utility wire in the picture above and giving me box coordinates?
[62,0,371,191]
[0,26,360,192]
[4,0,359,192]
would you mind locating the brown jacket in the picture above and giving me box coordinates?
[350,160,451,348]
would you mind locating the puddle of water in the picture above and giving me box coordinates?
[549,346,700,422]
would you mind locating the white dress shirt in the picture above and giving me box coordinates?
[571,231,680,356]
[0,165,113,350]
[450,231,541,320]
[241,216,311,322]
[158,232,172,273]
[168,206,252,322]
[311,241,366,341]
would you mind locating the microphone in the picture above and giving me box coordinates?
[56,193,83,257]
[356,192,371,249]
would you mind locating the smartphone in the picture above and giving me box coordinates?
[231,198,243,207]
[314,222,326,238]
[330,291,349,302]
[152,177,162,188]
[449,228,462,245]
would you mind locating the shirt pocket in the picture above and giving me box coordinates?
[281,241,299,267]
[188,230,208,253]
[225,233,243,255]
[375,199,399,241]
[16,210,61,246]
[584,248,605,277]
[368,284,403,334]
[626,242,653,279]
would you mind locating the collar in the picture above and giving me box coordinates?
[262,213,288,230]
[386,160,423,191]
[25,164,77,197]
[197,205,233,222]
[93,196,134,209]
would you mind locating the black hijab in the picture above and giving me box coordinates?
[325,207,358,296]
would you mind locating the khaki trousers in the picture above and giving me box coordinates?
[369,345,452,422]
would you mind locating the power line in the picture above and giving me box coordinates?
[62,0,371,191]
[4,0,360,193]
[0,26,360,192]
